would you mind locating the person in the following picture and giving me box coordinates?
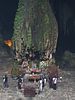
[48,75,53,88]
[44,77,47,85]
[3,74,8,88]
[42,77,45,88]
[52,77,57,90]
[39,78,43,93]
[17,76,22,89]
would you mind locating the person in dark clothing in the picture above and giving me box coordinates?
[17,76,22,89]
[42,77,45,88]
[48,75,53,88]
[3,74,8,88]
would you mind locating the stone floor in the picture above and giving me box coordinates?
[0,70,75,100]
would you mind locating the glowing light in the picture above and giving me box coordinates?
[4,40,12,47]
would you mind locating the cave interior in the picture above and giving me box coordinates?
[0,0,75,57]
[49,0,75,55]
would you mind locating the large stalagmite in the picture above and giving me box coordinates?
[13,0,58,53]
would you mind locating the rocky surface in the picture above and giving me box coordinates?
[0,44,14,69]
[0,70,75,100]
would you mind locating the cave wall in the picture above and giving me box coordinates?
[57,1,73,52]
[0,0,19,60]
[50,0,75,55]
[0,0,19,41]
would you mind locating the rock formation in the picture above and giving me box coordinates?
[13,0,58,53]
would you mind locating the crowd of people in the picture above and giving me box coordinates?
[2,45,60,96]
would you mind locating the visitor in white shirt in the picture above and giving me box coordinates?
[52,77,57,90]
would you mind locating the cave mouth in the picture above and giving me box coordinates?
[49,0,75,58]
